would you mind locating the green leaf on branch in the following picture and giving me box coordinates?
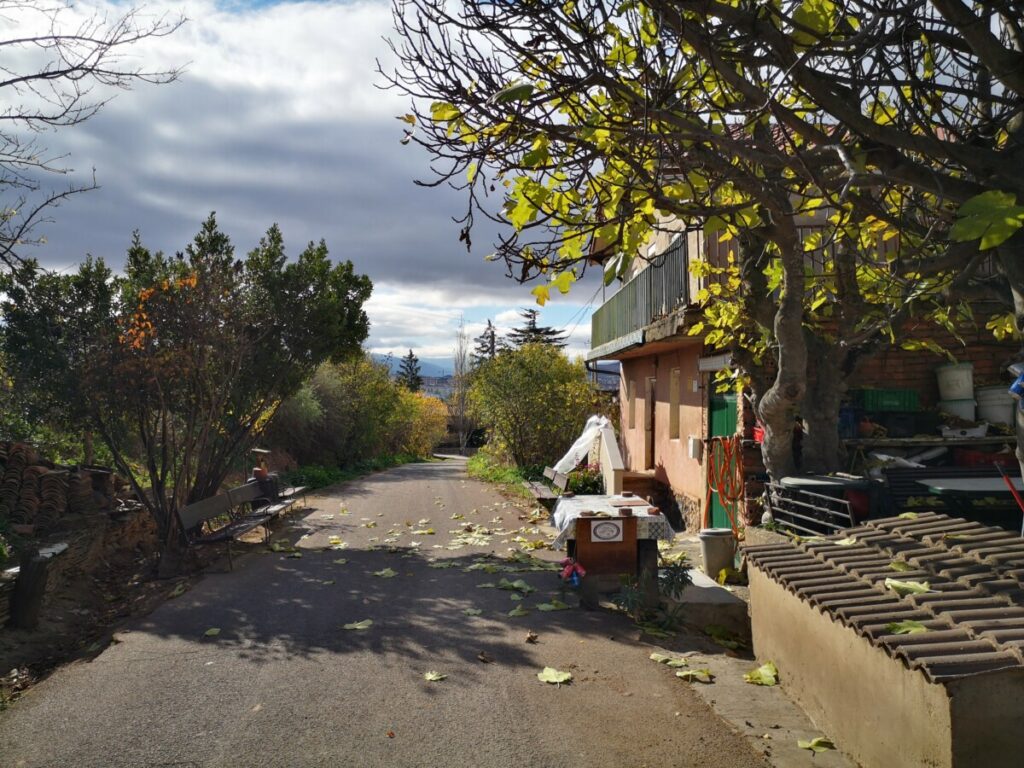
[950,191,1024,250]
[492,83,535,104]
[430,101,460,122]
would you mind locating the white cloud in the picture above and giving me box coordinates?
[15,0,598,360]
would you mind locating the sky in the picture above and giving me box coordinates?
[19,0,604,370]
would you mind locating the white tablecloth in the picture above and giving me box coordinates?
[551,495,675,549]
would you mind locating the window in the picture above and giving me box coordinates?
[669,368,680,439]
[628,379,636,429]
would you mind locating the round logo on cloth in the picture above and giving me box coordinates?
[592,521,623,542]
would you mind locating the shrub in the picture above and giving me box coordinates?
[469,343,598,469]
[567,464,604,494]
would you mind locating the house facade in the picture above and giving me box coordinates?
[587,228,1018,533]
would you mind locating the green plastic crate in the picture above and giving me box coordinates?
[855,388,920,412]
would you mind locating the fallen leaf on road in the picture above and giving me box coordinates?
[508,605,530,617]
[477,651,495,663]
[424,671,447,682]
[477,582,496,589]
[333,558,348,565]
[537,667,572,686]
[676,669,715,683]
[525,631,538,644]
[450,513,465,520]
[269,541,296,553]
[537,599,570,611]
[510,593,524,602]
[363,521,377,528]
[339,506,350,515]
[204,628,221,637]
[343,619,373,630]
[888,560,914,572]
[463,608,483,616]
[372,568,398,578]
[411,528,435,535]
[797,736,835,753]
[169,582,188,599]
[286,552,302,559]
[834,536,858,546]
[743,661,779,686]
[386,730,395,739]
[650,653,688,667]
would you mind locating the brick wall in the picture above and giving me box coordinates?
[849,325,1020,407]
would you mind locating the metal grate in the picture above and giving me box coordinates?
[764,482,855,536]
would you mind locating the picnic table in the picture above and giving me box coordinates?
[552,494,674,609]
[550,494,675,550]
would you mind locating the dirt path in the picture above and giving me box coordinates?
[0,458,769,768]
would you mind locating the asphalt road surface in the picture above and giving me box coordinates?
[0,458,768,768]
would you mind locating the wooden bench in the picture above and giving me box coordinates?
[227,481,296,520]
[523,466,569,508]
[269,475,308,507]
[177,493,272,570]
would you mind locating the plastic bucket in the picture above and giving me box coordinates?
[936,362,974,401]
[938,399,976,422]
[976,385,1014,426]
[699,528,736,578]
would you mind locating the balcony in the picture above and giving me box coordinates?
[588,236,690,358]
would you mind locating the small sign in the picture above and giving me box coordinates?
[591,520,624,543]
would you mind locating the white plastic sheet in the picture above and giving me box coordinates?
[552,415,610,474]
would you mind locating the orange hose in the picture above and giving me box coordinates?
[704,436,744,534]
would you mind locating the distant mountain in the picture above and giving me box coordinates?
[371,353,452,378]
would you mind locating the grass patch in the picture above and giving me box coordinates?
[281,454,424,490]
[466,453,536,499]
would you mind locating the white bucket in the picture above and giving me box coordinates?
[938,399,976,422]
[976,385,1014,426]
[699,528,736,578]
[936,362,974,401]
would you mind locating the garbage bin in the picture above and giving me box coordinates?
[699,528,736,578]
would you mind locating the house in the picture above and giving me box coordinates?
[587,226,1019,533]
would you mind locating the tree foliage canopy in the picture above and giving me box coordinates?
[385,0,1024,476]
[469,344,598,469]
[1,214,372,543]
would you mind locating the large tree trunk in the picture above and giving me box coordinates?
[801,335,846,474]
[754,230,807,480]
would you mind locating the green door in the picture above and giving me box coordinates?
[708,394,738,528]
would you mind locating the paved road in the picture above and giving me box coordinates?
[0,459,768,768]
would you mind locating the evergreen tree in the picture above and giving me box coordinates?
[472,320,502,367]
[397,349,423,391]
[506,309,567,348]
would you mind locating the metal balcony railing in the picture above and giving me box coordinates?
[590,236,689,351]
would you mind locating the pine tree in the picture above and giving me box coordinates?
[471,320,503,367]
[506,309,567,348]
[397,349,422,391]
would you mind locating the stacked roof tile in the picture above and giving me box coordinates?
[744,512,1024,683]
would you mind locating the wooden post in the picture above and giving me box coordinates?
[10,548,50,630]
